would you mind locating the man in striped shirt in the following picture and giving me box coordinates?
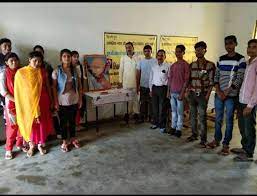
[207,35,246,156]
[186,41,215,148]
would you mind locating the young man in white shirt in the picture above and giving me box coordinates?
[119,42,141,123]
[149,49,170,133]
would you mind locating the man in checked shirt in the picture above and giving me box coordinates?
[185,41,215,148]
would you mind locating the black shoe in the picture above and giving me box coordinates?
[186,135,198,142]
[168,128,176,135]
[150,125,158,129]
[175,130,182,138]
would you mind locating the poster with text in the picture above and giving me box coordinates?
[160,35,198,64]
[104,32,157,87]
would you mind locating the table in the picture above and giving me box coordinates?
[85,88,134,133]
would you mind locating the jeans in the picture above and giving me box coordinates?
[214,94,236,146]
[238,103,257,157]
[170,92,184,131]
[187,91,208,142]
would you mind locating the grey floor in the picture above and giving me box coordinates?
[0,119,257,194]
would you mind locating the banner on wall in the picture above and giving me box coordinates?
[104,32,157,87]
[159,35,198,64]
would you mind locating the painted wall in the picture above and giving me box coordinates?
[0,3,226,123]
[224,3,257,58]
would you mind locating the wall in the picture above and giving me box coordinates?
[224,3,257,58]
[0,3,226,121]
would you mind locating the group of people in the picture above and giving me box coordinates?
[119,35,257,162]
[0,35,257,163]
[0,38,87,159]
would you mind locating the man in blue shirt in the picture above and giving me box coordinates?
[136,45,157,123]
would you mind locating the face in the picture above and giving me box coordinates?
[5,57,19,69]
[29,57,42,68]
[175,48,185,59]
[156,51,166,64]
[72,54,79,65]
[247,42,257,58]
[195,47,206,59]
[61,52,72,65]
[225,39,237,53]
[144,49,152,58]
[34,48,44,56]
[1,42,12,55]
[125,44,134,55]
[91,58,105,77]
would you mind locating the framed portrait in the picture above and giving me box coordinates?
[84,54,112,92]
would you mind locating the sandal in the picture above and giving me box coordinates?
[61,143,69,152]
[17,146,29,153]
[72,139,81,149]
[5,151,13,160]
[38,145,47,155]
[26,147,35,157]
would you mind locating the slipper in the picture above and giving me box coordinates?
[26,147,35,158]
[38,145,47,155]
[61,144,69,152]
[72,139,81,149]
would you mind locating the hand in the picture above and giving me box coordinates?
[216,90,226,101]
[178,94,184,101]
[35,117,40,124]
[78,98,83,109]
[136,87,140,95]
[223,87,232,97]
[149,91,152,97]
[243,107,252,116]
[55,103,59,111]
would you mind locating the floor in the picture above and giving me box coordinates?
[0,119,257,194]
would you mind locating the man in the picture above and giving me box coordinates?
[186,41,215,148]
[149,49,170,133]
[232,39,257,162]
[136,45,157,123]
[207,35,246,155]
[167,45,190,138]
[119,42,141,123]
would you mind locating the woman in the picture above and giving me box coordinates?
[14,51,53,157]
[52,49,82,152]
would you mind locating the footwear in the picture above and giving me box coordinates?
[175,130,182,138]
[218,145,230,156]
[17,145,29,153]
[61,143,69,152]
[5,151,13,160]
[71,139,81,149]
[233,153,253,162]
[198,141,207,148]
[26,147,35,157]
[168,128,176,135]
[38,145,47,155]
[150,125,158,129]
[160,128,167,133]
[230,148,246,154]
[186,135,198,142]
[206,140,220,149]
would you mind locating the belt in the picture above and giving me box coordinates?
[190,90,206,97]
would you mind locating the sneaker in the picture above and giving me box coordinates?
[206,140,220,149]
[218,145,230,156]
[233,153,253,162]
[168,128,176,135]
[230,148,246,154]
[186,135,198,142]
[5,151,13,160]
[175,130,182,138]
[150,125,158,129]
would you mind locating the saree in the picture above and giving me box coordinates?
[14,65,42,142]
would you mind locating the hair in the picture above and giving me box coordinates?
[71,50,79,56]
[33,45,44,53]
[0,38,11,46]
[29,51,44,61]
[176,44,186,52]
[143,45,152,51]
[248,39,257,46]
[194,41,207,50]
[225,35,237,44]
[157,49,166,55]
[60,48,72,58]
[125,42,134,48]
[4,52,19,62]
